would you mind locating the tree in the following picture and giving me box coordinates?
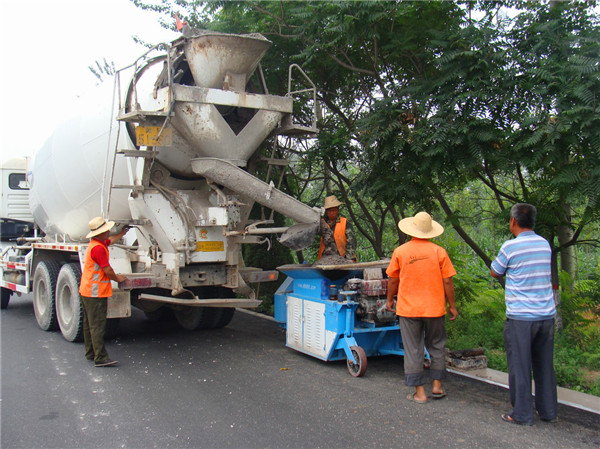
[131,0,600,289]
[88,58,116,84]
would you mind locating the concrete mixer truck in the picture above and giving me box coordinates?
[0,29,321,339]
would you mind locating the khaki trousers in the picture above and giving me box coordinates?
[81,296,109,362]
[398,316,447,386]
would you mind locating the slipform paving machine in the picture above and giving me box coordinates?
[275,261,413,377]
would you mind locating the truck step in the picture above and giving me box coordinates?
[116,110,170,122]
[116,150,158,158]
[111,185,145,191]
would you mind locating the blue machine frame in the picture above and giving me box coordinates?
[275,263,409,376]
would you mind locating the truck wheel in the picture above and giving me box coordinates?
[347,345,368,377]
[174,307,206,331]
[1,288,11,309]
[55,263,84,342]
[32,260,61,330]
[144,307,173,322]
[212,308,235,329]
[105,318,121,339]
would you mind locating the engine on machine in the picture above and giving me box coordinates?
[342,268,396,325]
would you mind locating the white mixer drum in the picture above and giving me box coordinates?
[29,83,133,241]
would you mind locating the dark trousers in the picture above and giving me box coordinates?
[398,316,447,386]
[81,296,109,363]
[504,318,557,423]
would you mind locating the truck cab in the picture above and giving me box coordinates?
[0,157,34,242]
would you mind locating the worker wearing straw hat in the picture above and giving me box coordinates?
[317,195,356,261]
[79,217,129,367]
[385,212,458,403]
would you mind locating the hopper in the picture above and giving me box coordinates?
[183,33,272,89]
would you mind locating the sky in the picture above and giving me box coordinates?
[0,0,178,162]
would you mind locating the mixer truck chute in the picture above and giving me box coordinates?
[0,29,321,338]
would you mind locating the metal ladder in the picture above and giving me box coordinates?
[258,63,320,222]
[101,43,174,223]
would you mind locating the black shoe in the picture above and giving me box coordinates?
[95,359,119,367]
[541,417,558,423]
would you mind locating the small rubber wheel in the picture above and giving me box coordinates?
[347,345,368,377]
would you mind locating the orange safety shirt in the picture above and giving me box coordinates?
[79,239,112,298]
[318,216,348,259]
[386,238,456,317]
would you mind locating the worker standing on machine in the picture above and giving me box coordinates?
[385,212,458,403]
[317,195,357,262]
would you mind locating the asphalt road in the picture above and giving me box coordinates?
[1,293,599,449]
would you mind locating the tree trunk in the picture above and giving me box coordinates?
[558,200,576,285]
[551,248,563,330]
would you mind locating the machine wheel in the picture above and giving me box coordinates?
[347,345,368,377]
[174,307,206,331]
[55,263,84,342]
[1,287,11,309]
[32,260,61,330]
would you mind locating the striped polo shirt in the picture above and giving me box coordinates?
[491,231,556,320]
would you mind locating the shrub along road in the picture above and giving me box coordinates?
[2,294,599,449]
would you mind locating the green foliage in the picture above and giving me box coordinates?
[558,271,600,352]
[554,334,600,395]
[446,284,506,351]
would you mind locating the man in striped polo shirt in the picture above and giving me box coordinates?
[491,203,557,426]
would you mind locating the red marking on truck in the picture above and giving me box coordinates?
[32,243,80,252]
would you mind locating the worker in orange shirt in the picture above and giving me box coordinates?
[385,212,458,403]
[317,195,356,262]
[79,217,129,367]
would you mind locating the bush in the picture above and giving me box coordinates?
[446,284,506,351]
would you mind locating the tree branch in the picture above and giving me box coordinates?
[436,190,494,269]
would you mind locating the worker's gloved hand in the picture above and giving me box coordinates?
[319,219,332,236]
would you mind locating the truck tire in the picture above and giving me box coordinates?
[105,318,121,339]
[144,307,174,322]
[174,306,206,331]
[211,287,235,328]
[1,287,11,309]
[187,287,235,329]
[55,263,84,342]
[32,260,61,330]
[214,308,235,328]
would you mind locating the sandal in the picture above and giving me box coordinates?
[407,393,427,404]
[432,391,447,399]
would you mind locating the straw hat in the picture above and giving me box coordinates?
[324,195,343,209]
[86,217,115,239]
[398,212,444,239]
